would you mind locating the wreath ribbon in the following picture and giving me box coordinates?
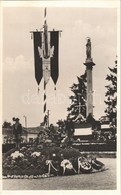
[46,160,58,174]
[61,159,77,175]
[78,157,92,173]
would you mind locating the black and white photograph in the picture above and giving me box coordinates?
[1,0,120,193]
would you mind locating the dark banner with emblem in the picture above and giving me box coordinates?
[50,31,59,85]
[33,32,43,85]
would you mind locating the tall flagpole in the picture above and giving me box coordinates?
[43,8,48,126]
[43,81,47,126]
[31,7,61,128]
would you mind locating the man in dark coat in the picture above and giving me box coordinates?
[13,118,22,148]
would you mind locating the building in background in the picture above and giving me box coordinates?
[2,127,42,144]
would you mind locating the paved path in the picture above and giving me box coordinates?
[2,158,116,190]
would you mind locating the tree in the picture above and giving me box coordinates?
[56,120,66,129]
[67,71,87,122]
[104,59,117,127]
[2,121,12,128]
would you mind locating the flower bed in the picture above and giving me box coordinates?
[3,145,106,178]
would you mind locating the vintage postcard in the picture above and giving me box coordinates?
[0,1,120,194]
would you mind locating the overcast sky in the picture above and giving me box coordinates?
[2,3,118,127]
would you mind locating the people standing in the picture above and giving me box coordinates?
[13,118,22,148]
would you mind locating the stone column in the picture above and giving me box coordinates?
[84,38,95,117]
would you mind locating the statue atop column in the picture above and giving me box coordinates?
[86,37,92,62]
[84,37,95,117]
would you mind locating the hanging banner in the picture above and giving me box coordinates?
[33,32,43,85]
[50,31,59,85]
